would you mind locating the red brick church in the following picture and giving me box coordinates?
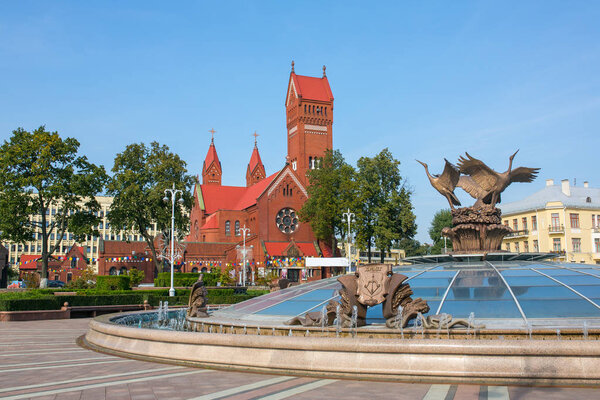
[185,63,336,282]
[98,64,339,283]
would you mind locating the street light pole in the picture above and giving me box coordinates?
[240,225,250,286]
[163,183,183,297]
[342,208,355,273]
[441,236,448,254]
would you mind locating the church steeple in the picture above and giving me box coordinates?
[285,63,334,186]
[246,132,266,186]
[202,129,222,185]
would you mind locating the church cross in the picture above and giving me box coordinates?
[253,131,259,146]
[209,128,216,143]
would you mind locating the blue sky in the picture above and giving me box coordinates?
[1,1,599,243]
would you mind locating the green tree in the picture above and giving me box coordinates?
[397,238,430,257]
[127,268,145,287]
[299,149,356,250]
[0,127,107,287]
[355,149,417,263]
[428,209,453,254]
[107,142,194,276]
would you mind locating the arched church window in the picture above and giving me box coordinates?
[120,267,127,275]
[225,220,231,236]
[309,157,312,169]
[587,197,592,203]
[201,267,208,273]
[235,220,240,236]
[70,257,77,268]
[191,267,198,273]
[109,267,117,275]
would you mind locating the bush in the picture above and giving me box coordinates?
[96,275,131,291]
[65,266,97,289]
[127,268,145,287]
[154,272,221,288]
[23,272,40,289]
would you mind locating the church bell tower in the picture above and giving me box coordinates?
[285,62,334,186]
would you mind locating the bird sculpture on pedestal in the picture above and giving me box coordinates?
[457,150,540,208]
[416,159,461,209]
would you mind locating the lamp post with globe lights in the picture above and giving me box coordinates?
[163,183,184,297]
[342,208,355,273]
[240,225,251,286]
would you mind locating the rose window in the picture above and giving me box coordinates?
[276,208,298,234]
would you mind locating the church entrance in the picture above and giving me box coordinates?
[287,269,300,282]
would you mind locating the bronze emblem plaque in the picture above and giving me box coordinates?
[356,264,390,306]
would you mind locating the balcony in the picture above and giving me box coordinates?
[548,225,565,234]
[505,229,529,238]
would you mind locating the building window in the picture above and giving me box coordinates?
[531,216,537,231]
[67,272,72,282]
[235,221,240,236]
[191,267,198,273]
[504,220,509,227]
[595,238,600,253]
[570,213,580,228]
[109,267,117,275]
[514,242,520,253]
[512,219,518,230]
[522,217,527,231]
[201,267,208,273]
[276,208,299,234]
[524,241,529,252]
[506,244,511,251]
[120,267,127,275]
[533,240,539,252]
[572,238,582,252]
[553,238,561,252]
[551,213,560,229]
[70,258,77,268]
[225,220,231,236]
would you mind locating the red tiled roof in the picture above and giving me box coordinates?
[18,254,61,270]
[292,74,334,102]
[200,172,278,214]
[248,146,263,173]
[234,172,277,210]
[203,142,221,173]
[264,242,319,257]
[200,213,218,230]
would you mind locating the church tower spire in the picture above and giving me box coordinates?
[285,63,334,186]
[246,131,266,186]
[202,128,222,185]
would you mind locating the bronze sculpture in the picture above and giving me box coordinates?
[457,150,539,207]
[419,151,539,253]
[187,274,209,318]
[285,264,429,328]
[416,159,461,209]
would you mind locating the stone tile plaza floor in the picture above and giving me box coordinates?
[0,319,599,400]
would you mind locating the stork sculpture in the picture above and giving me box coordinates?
[416,159,461,209]
[457,150,540,208]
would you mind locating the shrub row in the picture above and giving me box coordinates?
[154,272,222,287]
[96,275,131,291]
[0,289,266,311]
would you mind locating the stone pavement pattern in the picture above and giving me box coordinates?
[0,319,598,399]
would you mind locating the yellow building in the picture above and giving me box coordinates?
[4,196,160,272]
[499,179,600,264]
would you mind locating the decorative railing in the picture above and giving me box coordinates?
[548,225,565,233]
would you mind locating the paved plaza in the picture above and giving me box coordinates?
[0,319,597,400]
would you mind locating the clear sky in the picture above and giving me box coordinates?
[1,1,599,243]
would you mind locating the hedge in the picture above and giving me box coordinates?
[0,289,268,311]
[154,272,221,287]
[96,275,131,291]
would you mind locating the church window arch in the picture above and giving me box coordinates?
[70,257,77,268]
[109,267,117,275]
[225,220,231,236]
[191,267,198,273]
[120,267,127,275]
[235,220,240,236]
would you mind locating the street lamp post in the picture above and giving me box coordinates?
[441,236,448,254]
[342,208,355,273]
[240,225,250,286]
[163,183,184,297]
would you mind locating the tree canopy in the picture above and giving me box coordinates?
[0,126,107,286]
[428,209,453,254]
[355,148,417,263]
[107,142,194,275]
[299,150,356,250]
